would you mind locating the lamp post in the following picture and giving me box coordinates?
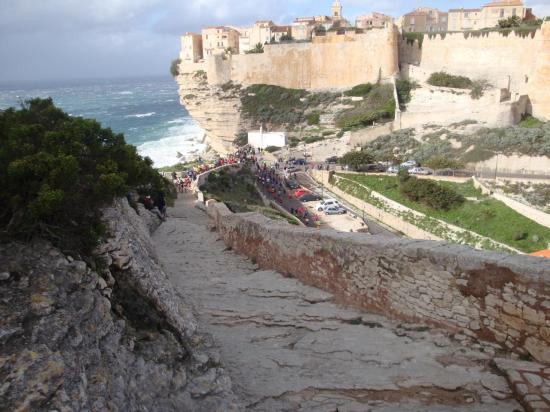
[494,151,501,181]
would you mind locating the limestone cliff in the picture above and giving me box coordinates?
[176,69,249,154]
[0,199,240,411]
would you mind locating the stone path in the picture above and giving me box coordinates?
[154,194,525,411]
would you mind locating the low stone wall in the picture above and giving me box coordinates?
[473,177,550,230]
[207,200,550,363]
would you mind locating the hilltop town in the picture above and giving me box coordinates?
[180,1,539,61]
[175,1,549,176]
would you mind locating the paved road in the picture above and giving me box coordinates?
[153,194,521,411]
[295,171,398,237]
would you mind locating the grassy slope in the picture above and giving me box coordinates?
[338,173,550,253]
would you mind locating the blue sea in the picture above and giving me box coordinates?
[0,76,204,168]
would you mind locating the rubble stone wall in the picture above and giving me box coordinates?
[207,200,550,364]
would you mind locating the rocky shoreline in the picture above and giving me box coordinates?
[0,199,240,411]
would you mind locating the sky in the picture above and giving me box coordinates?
[1,0,549,83]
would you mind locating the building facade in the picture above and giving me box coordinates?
[448,1,529,31]
[356,12,394,29]
[291,17,316,40]
[180,33,203,63]
[202,26,240,57]
[401,7,448,32]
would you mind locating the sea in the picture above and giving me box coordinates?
[0,76,205,168]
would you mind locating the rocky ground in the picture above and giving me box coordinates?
[154,193,527,411]
[0,200,239,411]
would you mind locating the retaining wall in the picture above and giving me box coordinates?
[207,200,550,363]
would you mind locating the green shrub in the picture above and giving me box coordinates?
[0,98,169,256]
[304,135,324,144]
[423,156,464,170]
[264,146,281,153]
[399,176,465,210]
[193,70,207,79]
[241,84,307,126]
[339,150,375,170]
[306,112,321,125]
[519,114,544,128]
[396,80,417,109]
[513,231,528,241]
[403,32,424,48]
[246,43,264,54]
[170,58,181,77]
[322,130,334,137]
[234,131,248,147]
[344,83,373,97]
[336,84,395,129]
[470,80,490,99]
[498,16,521,28]
[427,72,473,89]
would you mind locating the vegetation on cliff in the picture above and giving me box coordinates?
[170,58,181,77]
[335,84,395,130]
[362,123,550,166]
[0,98,170,255]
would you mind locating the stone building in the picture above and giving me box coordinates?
[448,0,532,31]
[401,7,449,32]
[202,26,240,57]
[180,32,203,63]
[356,12,394,29]
[291,17,317,40]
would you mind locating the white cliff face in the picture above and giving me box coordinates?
[176,70,249,155]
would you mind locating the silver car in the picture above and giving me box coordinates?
[324,205,347,215]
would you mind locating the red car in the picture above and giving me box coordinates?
[293,188,310,198]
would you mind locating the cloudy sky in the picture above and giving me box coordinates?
[1,0,549,83]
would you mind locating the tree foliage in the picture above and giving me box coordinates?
[0,98,169,256]
[399,176,465,210]
[339,150,375,170]
[246,43,264,54]
[170,58,181,77]
[498,16,522,28]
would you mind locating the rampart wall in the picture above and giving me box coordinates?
[184,27,399,90]
[399,23,550,120]
[207,200,550,364]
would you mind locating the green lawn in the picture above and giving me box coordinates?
[337,173,550,253]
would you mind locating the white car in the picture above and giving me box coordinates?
[316,199,340,212]
[400,160,417,169]
[387,165,399,174]
[409,167,433,175]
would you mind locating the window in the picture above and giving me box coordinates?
[500,9,504,17]
[465,12,469,18]
[512,8,517,16]
[410,17,415,24]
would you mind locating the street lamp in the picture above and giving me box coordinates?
[494,151,502,180]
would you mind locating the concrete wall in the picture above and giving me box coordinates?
[399,23,550,120]
[472,154,550,178]
[399,85,522,129]
[207,200,550,363]
[205,26,399,90]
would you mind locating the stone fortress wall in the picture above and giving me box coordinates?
[399,22,550,120]
[207,200,550,364]
[181,26,399,90]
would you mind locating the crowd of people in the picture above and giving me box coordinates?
[170,146,258,193]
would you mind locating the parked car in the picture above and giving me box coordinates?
[326,156,339,164]
[298,193,322,202]
[325,205,347,215]
[409,167,433,175]
[386,165,399,174]
[294,188,310,198]
[316,198,340,212]
[286,179,299,189]
[400,160,417,169]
